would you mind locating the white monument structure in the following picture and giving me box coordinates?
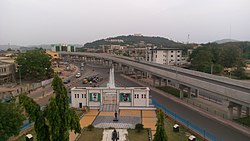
[70,67,152,110]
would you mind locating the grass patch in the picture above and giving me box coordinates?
[76,110,84,117]
[157,86,180,97]
[157,86,188,98]
[78,128,103,141]
[234,116,250,127]
[127,129,148,141]
[164,118,203,141]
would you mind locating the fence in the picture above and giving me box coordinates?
[152,100,224,141]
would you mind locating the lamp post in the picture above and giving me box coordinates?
[18,65,22,86]
[210,64,213,74]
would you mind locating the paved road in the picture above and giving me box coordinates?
[90,65,250,141]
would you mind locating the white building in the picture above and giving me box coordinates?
[70,67,151,110]
[71,87,150,109]
[51,44,76,52]
[146,47,183,66]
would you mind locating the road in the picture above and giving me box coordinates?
[29,63,250,141]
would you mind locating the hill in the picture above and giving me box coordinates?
[84,35,185,48]
[214,39,239,44]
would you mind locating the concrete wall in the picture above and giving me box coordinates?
[71,89,87,108]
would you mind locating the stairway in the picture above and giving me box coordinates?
[100,104,119,112]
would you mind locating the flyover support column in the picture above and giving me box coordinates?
[179,90,184,99]
[152,77,156,86]
[237,105,242,118]
[246,107,249,116]
[187,88,191,98]
[194,89,199,97]
[228,107,233,120]
[158,78,162,86]
[164,79,168,87]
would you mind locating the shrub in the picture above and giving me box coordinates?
[135,123,144,133]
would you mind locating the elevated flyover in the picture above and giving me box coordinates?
[60,52,250,119]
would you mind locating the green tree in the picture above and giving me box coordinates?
[19,94,50,141]
[153,110,168,141]
[0,102,25,141]
[46,75,81,141]
[220,46,240,68]
[15,49,54,81]
[19,75,80,141]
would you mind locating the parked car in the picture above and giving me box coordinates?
[83,78,88,84]
[63,79,70,84]
[75,72,81,78]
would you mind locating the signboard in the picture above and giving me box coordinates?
[90,93,100,102]
[120,93,131,102]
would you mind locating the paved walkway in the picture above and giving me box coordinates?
[102,129,128,141]
[120,109,141,117]
[80,110,99,128]
[141,110,157,137]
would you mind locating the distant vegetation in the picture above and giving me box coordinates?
[84,35,193,49]
[189,42,250,79]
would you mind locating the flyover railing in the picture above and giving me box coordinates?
[152,100,224,141]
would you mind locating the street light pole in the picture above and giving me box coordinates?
[211,64,213,74]
[18,65,21,86]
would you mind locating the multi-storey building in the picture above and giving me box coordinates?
[0,58,16,84]
[51,44,76,52]
[146,47,183,66]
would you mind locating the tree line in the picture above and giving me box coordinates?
[189,42,250,79]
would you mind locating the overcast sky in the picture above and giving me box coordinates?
[0,0,250,46]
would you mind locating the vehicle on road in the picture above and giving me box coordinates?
[63,79,70,84]
[75,72,81,78]
[83,78,88,84]
[80,67,84,71]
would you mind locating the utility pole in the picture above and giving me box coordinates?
[211,64,213,74]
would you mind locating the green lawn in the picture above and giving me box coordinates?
[157,86,188,98]
[164,118,203,141]
[127,129,148,141]
[234,116,250,127]
[78,128,103,141]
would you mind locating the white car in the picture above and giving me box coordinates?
[75,72,81,78]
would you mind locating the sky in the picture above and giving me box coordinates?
[0,0,250,46]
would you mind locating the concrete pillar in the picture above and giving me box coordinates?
[152,77,156,86]
[228,107,233,120]
[135,71,139,79]
[237,105,242,118]
[187,88,191,98]
[179,90,184,99]
[194,89,199,97]
[246,107,249,116]
[164,79,168,86]
[158,78,162,86]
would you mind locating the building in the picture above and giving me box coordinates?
[0,57,16,84]
[46,51,59,59]
[71,86,150,109]
[146,47,183,66]
[102,45,127,54]
[105,39,124,43]
[51,44,76,52]
[70,67,151,110]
